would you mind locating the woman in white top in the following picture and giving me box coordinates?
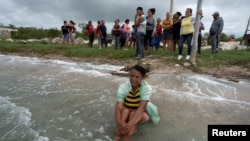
[134,7,146,61]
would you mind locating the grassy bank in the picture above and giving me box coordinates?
[0,40,250,69]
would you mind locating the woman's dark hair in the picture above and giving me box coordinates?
[97,20,100,24]
[149,8,156,15]
[88,21,92,24]
[70,20,75,25]
[130,65,148,77]
[187,8,192,14]
[137,7,143,11]
[125,19,129,23]
[176,11,182,17]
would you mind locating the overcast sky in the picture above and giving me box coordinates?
[1,0,249,37]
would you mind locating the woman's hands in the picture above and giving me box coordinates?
[115,122,132,136]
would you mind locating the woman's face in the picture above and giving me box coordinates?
[166,12,170,18]
[129,69,144,88]
[185,9,191,17]
[137,9,142,15]
[148,10,152,16]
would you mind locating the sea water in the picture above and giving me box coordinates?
[0,54,250,141]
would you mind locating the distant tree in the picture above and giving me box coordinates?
[8,24,16,29]
[220,32,229,42]
[0,23,4,27]
[47,28,60,38]
[78,23,87,33]
[78,22,89,40]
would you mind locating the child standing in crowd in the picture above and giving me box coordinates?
[61,21,69,45]
[86,21,95,47]
[161,12,173,51]
[172,12,182,52]
[69,20,76,47]
[145,8,156,57]
[152,18,162,51]
[112,19,121,50]
[129,25,137,49]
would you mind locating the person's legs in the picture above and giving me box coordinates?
[186,33,193,56]
[97,36,102,49]
[178,35,186,57]
[139,33,145,59]
[90,34,94,47]
[216,35,219,53]
[122,111,149,141]
[211,35,217,54]
[198,34,202,54]
[114,36,118,49]
[156,36,162,50]
[135,33,141,58]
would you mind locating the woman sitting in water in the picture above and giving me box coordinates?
[114,65,160,141]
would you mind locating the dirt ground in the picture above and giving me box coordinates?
[2,52,250,82]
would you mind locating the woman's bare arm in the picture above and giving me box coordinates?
[127,100,148,126]
[115,102,123,125]
[134,16,143,28]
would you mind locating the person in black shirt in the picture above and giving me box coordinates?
[61,21,69,45]
[100,20,107,48]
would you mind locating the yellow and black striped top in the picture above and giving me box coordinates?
[123,87,140,110]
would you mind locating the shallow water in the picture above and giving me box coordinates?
[0,54,250,141]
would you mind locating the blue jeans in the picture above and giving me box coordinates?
[178,33,193,55]
[135,32,145,59]
[211,35,219,54]
[152,36,162,50]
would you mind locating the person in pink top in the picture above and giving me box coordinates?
[123,19,131,50]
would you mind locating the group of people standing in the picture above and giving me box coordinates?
[111,7,223,61]
[62,7,224,61]
[61,20,76,46]
[86,20,107,49]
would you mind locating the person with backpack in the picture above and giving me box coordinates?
[145,8,156,57]
[112,19,121,50]
[86,21,95,47]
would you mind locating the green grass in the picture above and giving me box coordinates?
[1,40,250,69]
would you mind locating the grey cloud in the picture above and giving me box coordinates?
[1,0,249,37]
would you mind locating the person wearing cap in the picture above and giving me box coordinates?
[209,12,224,54]
[134,7,147,61]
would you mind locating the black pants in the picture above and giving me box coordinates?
[88,34,94,47]
[198,34,202,53]
[101,37,107,47]
[144,30,153,50]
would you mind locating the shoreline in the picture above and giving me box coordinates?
[1,52,249,82]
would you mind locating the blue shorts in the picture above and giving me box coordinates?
[62,34,69,40]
